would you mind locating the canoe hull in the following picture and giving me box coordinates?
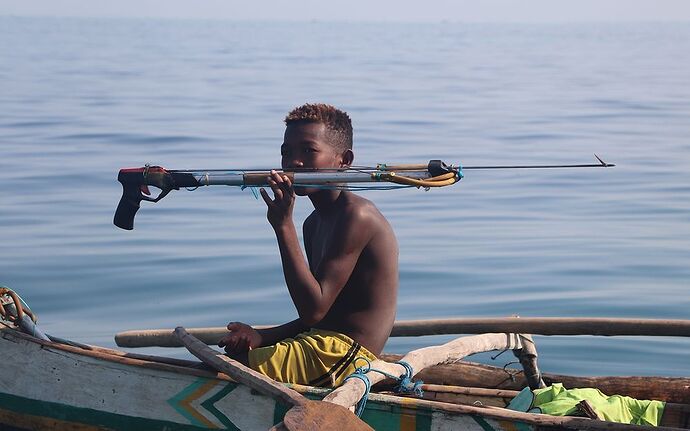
[0,326,529,431]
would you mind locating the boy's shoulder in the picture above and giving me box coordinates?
[303,193,393,244]
[306,193,387,224]
[341,192,377,213]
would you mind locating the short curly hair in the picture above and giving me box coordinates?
[285,103,353,152]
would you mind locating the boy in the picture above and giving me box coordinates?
[218,103,398,387]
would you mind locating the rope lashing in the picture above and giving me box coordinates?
[395,360,424,397]
[0,287,37,324]
[343,357,375,417]
[343,357,424,417]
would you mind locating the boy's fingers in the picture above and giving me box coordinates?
[272,187,284,201]
[271,170,283,183]
[267,178,284,200]
[239,336,249,352]
[220,337,233,350]
[226,337,240,353]
[259,188,273,206]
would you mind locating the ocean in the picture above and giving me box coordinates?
[1,17,689,376]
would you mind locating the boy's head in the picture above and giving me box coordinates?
[284,103,353,154]
[282,103,354,194]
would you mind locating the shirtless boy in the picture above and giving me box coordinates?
[218,103,398,387]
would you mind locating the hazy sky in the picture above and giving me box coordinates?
[2,0,690,22]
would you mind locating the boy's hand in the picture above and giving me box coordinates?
[218,322,262,355]
[260,170,295,229]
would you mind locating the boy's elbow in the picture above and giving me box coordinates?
[298,308,326,327]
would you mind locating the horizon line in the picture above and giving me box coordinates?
[3,14,690,25]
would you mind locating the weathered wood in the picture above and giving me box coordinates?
[115,317,690,348]
[547,374,690,406]
[661,403,690,428]
[323,333,524,409]
[387,384,519,407]
[515,332,547,389]
[116,326,254,347]
[274,400,373,431]
[389,317,690,337]
[0,406,105,431]
[87,344,204,367]
[1,324,231,381]
[421,384,519,398]
[380,354,690,405]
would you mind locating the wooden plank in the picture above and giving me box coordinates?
[114,317,690,347]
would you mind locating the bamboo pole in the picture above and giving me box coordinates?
[115,317,690,348]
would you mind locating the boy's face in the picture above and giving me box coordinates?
[282,122,350,195]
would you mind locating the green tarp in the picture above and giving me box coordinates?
[507,383,665,426]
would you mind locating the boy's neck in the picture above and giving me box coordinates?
[308,189,348,215]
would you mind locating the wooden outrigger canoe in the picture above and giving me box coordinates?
[2,317,690,431]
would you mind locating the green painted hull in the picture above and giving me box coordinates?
[0,383,526,431]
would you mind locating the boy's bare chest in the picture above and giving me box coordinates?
[307,218,337,271]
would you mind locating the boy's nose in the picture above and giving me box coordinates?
[283,159,304,170]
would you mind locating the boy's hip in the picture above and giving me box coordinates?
[248,328,376,387]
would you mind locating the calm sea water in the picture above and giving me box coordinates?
[1,17,689,377]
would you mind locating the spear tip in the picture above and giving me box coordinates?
[594,154,615,167]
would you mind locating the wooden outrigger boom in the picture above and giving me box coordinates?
[114,316,690,348]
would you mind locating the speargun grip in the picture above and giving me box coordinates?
[113,166,176,230]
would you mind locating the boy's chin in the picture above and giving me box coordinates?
[293,185,326,196]
[293,186,308,196]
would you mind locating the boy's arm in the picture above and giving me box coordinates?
[261,172,375,326]
[256,318,308,345]
[219,319,307,355]
[279,213,373,325]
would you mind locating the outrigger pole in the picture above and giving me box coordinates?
[114,155,613,230]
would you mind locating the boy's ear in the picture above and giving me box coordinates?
[340,149,354,168]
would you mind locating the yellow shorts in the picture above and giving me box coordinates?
[248,329,376,388]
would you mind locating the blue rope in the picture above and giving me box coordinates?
[343,357,424,418]
[457,164,464,180]
[343,357,375,417]
[395,361,424,397]
[240,185,260,199]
